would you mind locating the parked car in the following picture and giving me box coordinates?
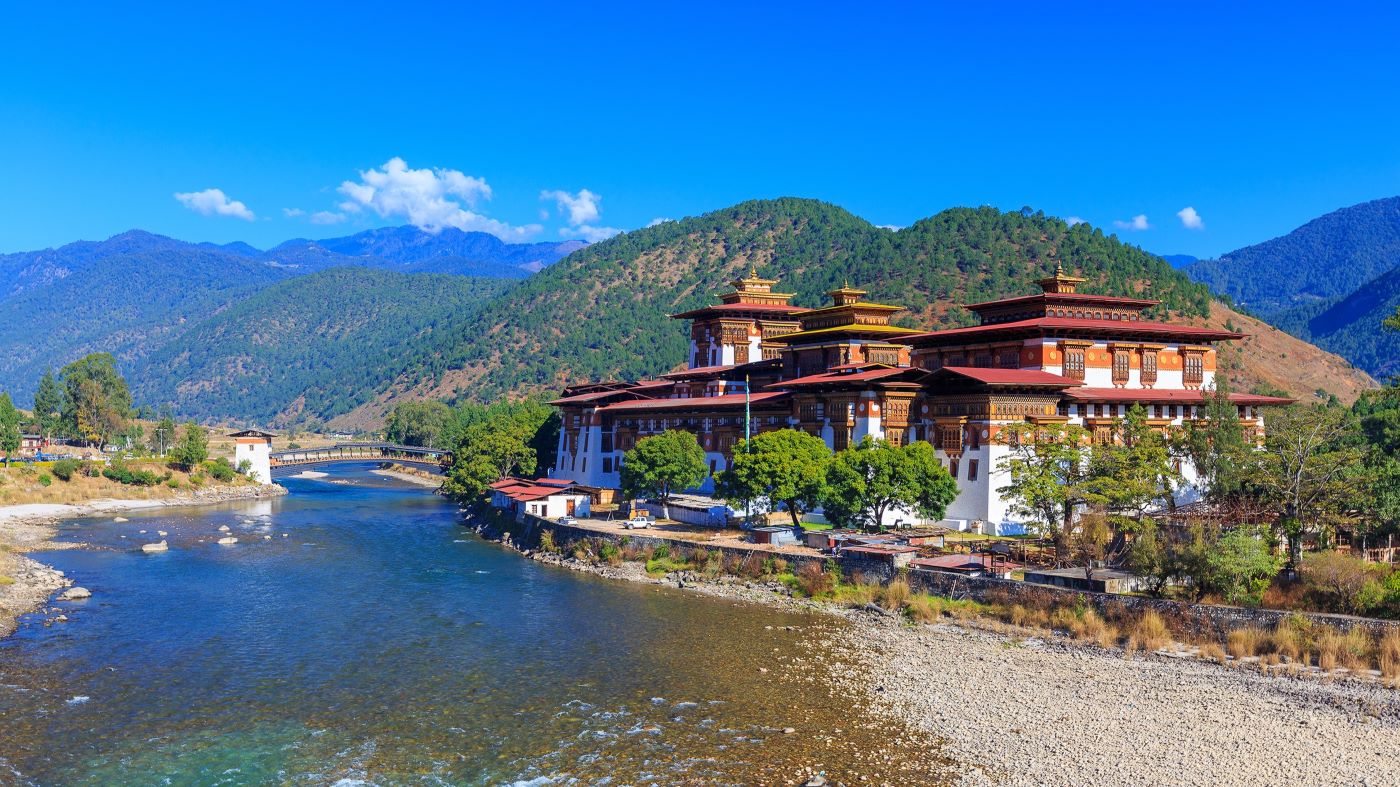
[623,516,653,530]
[557,516,577,526]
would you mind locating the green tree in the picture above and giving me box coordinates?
[0,393,20,466]
[169,421,210,471]
[822,438,958,531]
[1090,404,1181,527]
[33,368,63,442]
[384,400,452,447]
[1252,404,1365,568]
[716,429,831,527]
[1385,305,1400,332]
[1354,384,1400,538]
[996,421,1100,560]
[1203,526,1284,606]
[1180,379,1251,504]
[59,353,131,448]
[440,400,556,501]
[148,407,178,457]
[619,430,708,520]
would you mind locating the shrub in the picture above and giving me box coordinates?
[1300,551,1389,615]
[1271,620,1303,662]
[538,530,557,553]
[652,543,670,560]
[37,474,52,487]
[795,561,834,597]
[0,575,13,585]
[206,458,237,482]
[765,557,788,577]
[51,459,80,482]
[102,461,161,486]
[599,541,622,566]
[166,478,181,489]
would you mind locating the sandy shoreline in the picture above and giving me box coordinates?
[502,536,1400,786]
[0,484,288,638]
[369,467,443,488]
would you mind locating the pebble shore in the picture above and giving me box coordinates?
[500,530,1400,787]
[0,483,287,637]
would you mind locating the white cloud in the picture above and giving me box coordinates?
[1113,214,1150,231]
[1065,216,1086,226]
[282,207,305,218]
[336,157,538,239]
[541,188,602,226]
[310,211,347,225]
[646,217,673,227]
[174,188,255,221]
[1177,206,1205,230]
[541,187,621,242]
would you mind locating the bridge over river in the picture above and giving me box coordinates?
[269,443,451,473]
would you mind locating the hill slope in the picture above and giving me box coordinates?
[132,268,511,426]
[1299,266,1400,380]
[0,231,292,403]
[333,199,1373,429]
[1184,196,1400,315]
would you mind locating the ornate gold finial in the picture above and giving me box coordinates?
[1055,261,1065,276]
[749,265,758,278]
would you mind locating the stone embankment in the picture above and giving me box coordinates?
[0,483,287,638]
[467,509,1400,787]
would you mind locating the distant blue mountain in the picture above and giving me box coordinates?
[0,225,589,404]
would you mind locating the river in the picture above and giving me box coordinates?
[0,464,946,785]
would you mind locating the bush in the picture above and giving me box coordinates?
[206,458,237,482]
[51,459,80,482]
[795,561,834,597]
[1227,627,1268,659]
[538,530,557,553]
[878,578,911,612]
[37,474,51,487]
[599,541,622,566]
[1300,551,1389,614]
[166,478,181,489]
[102,461,161,486]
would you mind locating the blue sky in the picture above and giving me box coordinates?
[3,2,1398,257]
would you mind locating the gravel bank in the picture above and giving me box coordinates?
[841,617,1400,786]
[0,483,287,638]
[489,526,1400,787]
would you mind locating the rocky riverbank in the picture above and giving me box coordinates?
[471,517,1400,786]
[0,483,287,638]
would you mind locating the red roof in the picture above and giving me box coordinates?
[507,485,577,501]
[670,303,809,319]
[771,366,918,388]
[903,317,1244,345]
[964,292,1161,311]
[489,478,527,490]
[1063,388,1294,406]
[842,544,919,556]
[912,555,1023,571]
[534,478,576,487]
[934,367,1079,387]
[660,365,735,379]
[598,391,789,412]
[548,388,632,405]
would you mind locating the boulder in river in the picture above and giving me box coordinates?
[141,540,169,553]
[113,517,128,523]
[158,530,168,537]
[60,587,92,601]
[217,536,238,545]
[218,525,231,533]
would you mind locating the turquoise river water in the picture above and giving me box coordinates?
[0,464,946,785]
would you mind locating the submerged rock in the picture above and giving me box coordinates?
[113,517,128,523]
[218,525,231,533]
[141,540,169,553]
[217,536,238,545]
[60,587,92,601]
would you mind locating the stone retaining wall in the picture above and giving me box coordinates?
[480,510,1400,640]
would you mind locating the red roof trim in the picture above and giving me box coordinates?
[769,366,915,388]
[670,303,810,319]
[903,317,1244,344]
[598,391,790,412]
[964,292,1161,311]
[934,366,1079,387]
[1063,388,1295,405]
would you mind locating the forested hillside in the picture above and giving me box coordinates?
[1184,196,1400,315]
[1183,196,1400,378]
[0,231,292,403]
[132,268,511,426]
[335,199,1370,429]
[263,226,583,277]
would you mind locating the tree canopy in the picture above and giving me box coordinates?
[59,353,131,447]
[620,430,708,520]
[716,429,831,527]
[823,438,959,531]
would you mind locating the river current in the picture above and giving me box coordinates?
[0,464,945,785]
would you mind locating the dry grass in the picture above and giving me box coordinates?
[1199,642,1228,664]
[878,578,910,612]
[0,463,248,506]
[1379,630,1400,684]
[1129,611,1172,652]
[905,594,943,623]
[1227,627,1268,659]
